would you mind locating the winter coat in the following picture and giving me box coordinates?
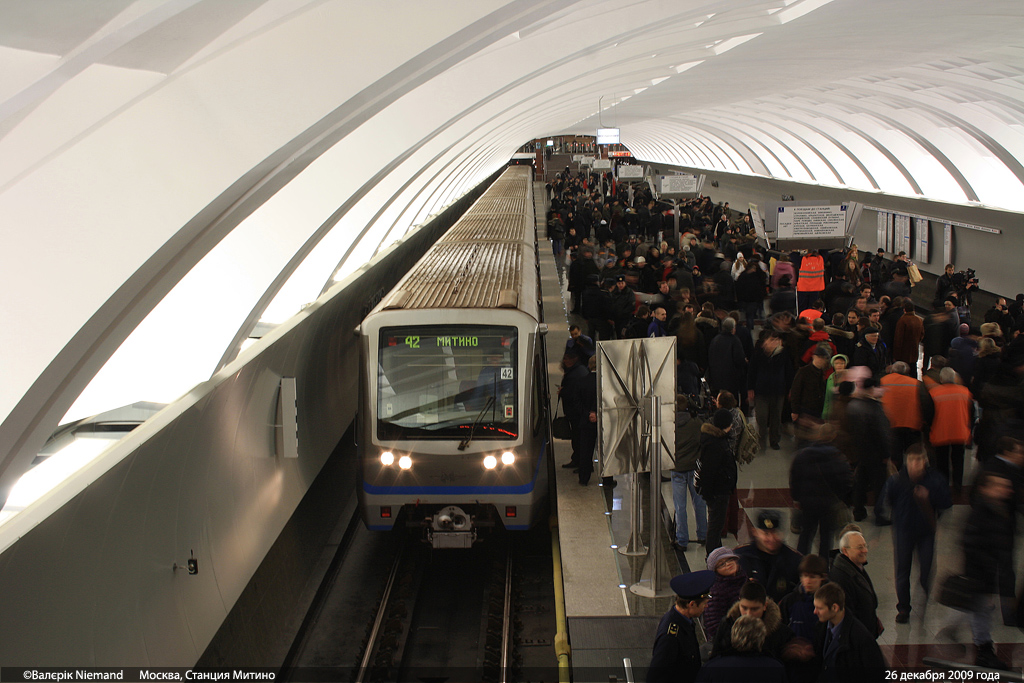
[734,543,803,604]
[964,494,1015,594]
[696,423,737,497]
[778,583,820,642]
[696,314,720,351]
[771,261,796,290]
[704,570,749,641]
[843,396,892,465]
[828,553,879,638]
[673,412,704,473]
[812,614,887,682]
[696,653,786,683]
[710,599,795,661]
[789,442,853,512]
[748,344,793,398]
[884,466,952,539]
[735,268,767,303]
[851,339,889,378]
[790,363,828,418]
[706,333,746,396]
[800,330,836,365]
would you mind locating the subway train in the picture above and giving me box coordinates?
[357,165,551,548]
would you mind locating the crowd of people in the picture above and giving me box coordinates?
[544,169,1024,678]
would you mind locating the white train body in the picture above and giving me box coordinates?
[358,166,549,548]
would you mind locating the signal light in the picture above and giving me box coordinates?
[505,506,517,518]
[380,506,392,518]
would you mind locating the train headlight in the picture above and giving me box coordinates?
[483,455,498,470]
[398,455,412,470]
[501,451,516,465]
[380,451,395,466]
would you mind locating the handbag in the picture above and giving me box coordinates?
[551,395,573,440]
[937,573,981,611]
[907,262,923,286]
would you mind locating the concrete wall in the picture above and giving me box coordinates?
[0,173,497,666]
[654,164,1022,300]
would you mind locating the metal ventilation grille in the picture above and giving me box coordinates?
[440,215,525,243]
[470,197,527,215]
[393,242,523,309]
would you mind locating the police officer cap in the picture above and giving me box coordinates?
[586,273,600,284]
[755,509,782,531]
[669,569,715,599]
[616,275,626,283]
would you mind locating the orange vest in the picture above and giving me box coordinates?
[928,383,972,446]
[797,255,825,292]
[880,374,923,430]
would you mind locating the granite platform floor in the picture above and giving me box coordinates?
[534,180,1024,674]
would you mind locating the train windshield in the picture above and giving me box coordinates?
[377,325,519,440]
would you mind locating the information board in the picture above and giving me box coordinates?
[776,204,847,239]
[581,156,595,166]
[877,212,888,253]
[572,155,583,162]
[617,165,644,179]
[943,224,953,266]
[897,214,912,255]
[659,174,698,194]
[914,218,929,263]
[593,159,612,170]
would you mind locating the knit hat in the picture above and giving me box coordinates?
[707,546,739,572]
[830,354,849,368]
[712,409,733,430]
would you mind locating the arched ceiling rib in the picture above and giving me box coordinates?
[2,0,1024,508]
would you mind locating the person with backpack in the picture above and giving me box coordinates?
[696,409,737,556]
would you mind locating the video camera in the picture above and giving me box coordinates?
[950,268,979,294]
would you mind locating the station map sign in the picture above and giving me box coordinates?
[617,165,644,179]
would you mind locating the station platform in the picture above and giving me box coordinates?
[533,181,1024,678]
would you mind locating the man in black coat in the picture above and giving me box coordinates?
[885,444,952,624]
[706,317,746,399]
[696,410,737,556]
[559,352,590,471]
[735,509,803,603]
[789,428,853,557]
[828,531,880,638]
[812,582,886,682]
[851,328,888,379]
[846,378,893,523]
[963,471,1015,669]
[648,570,716,683]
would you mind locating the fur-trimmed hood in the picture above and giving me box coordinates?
[701,422,727,438]
[725,598,783,634]
[824,325,854,340]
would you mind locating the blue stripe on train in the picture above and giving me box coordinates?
[362,440,548,496]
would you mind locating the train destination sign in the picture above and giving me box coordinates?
[776,204,847,239]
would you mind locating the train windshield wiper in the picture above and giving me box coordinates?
[458,396,494,451]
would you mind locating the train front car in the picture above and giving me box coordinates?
[357,167,547,548]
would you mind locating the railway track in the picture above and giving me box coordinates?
[355,535,517,683]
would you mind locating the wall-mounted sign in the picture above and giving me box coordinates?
[617,165,644,179]
[776,204,847,239]
[659,174,698,194]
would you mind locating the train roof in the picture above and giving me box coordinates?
[375,166,537,316]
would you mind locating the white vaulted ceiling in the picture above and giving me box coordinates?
[1,0,1024,501]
